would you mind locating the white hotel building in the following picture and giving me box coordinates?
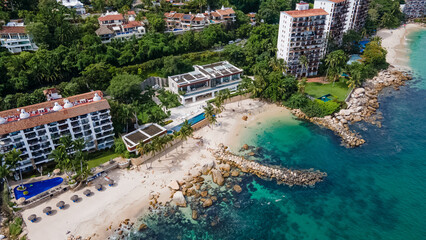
[0,21,38,54]
[168,61,243,104]
[277,3,328,77]
[0,91,114,171]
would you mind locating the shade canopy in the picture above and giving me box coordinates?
[95,184,102,189]
[71,195,78,201]
[43,206,52,213]
[56,201,65,207]
[28,214,37,221]
[83,189,91,195]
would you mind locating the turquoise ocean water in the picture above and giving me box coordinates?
[130,30,426,240]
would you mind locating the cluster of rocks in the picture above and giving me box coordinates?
[168,160,244,217]
[292,67,412,147]
[211,145,326,187]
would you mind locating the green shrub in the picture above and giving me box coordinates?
[301,100,341,118]
[285,93,309,109]
[9,217,23,238]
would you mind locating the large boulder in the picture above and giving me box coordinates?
[201,160,215,175]
[168,180,180,190]
[219,164,231,172]
[192,210,198,220]
[211,169,225,186]
[354,88,365,95]
[233,185,242,193]
[172,191,186,207]
[203,198,213,208]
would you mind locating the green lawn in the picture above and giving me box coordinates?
[87,150,120,169]
[305,81,350,101]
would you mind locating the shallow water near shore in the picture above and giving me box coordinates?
[128,31,426,240]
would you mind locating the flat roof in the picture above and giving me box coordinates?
[169,61,243,87]
[122,123,167,150]
[284,9,328,18]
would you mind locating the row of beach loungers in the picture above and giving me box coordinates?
[27,183,112,223]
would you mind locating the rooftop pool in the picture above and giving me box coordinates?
[14,177,64,200]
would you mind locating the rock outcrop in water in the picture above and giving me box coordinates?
[292,67,412,148]
[210,145,326,187]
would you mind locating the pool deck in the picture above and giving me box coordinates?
[165,99,207,130]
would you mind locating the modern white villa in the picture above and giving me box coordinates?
[57,0,86,15]
[168,61,243,104]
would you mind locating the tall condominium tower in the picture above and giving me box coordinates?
[277,2,328,77]
[314,0,349,45]
[345,0,370,32]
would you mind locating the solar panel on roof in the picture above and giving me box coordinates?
[183,15,192,20]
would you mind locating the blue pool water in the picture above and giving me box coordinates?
[128,30,426,240]
[318,94,332,102]
[14,177,64,200]
[171,113,206,132]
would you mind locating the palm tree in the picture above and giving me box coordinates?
[51,146,71,177]
[203,102,217,128]
[299,55,309,78]
[179,120,193,150]
[5,149,23,188]
[60,135,73,152]
[325,50,347,84]
[0,154,11,187]
[269,57,288,73]
[72,138,87,173]
[213,97,224,113]
[298,77,307,94]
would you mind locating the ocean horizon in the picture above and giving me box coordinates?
[128,30,426,240]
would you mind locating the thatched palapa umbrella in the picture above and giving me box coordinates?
[95,184,102,191]
[28,214,37,222]
[43,206,52,215]
[83,189,91,196]
[56,201,65,209]
[71,195,79,202]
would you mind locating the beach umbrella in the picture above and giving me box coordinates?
[95,184,102,191]
[56,201,65,209]
[83,189,91,196]
[28,214,37,222]
[43,206,52,215]
[71,195,79,202]
[17,197,26,205]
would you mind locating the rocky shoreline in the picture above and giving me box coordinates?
[211,144,327,187]
[292,67,412,147]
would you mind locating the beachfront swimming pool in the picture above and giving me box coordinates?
[14,177,64,200]
[171,113,206,132]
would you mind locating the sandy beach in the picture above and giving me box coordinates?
[377,23,425,70]
[21,99,291,240]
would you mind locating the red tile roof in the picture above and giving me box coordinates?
[123,21,143,29]
[0,26,26,34]
[98,14,124,22]
[0,91,110,135]
[216,8,235,16]
[284,9,328,18]
[127,11,136,15]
